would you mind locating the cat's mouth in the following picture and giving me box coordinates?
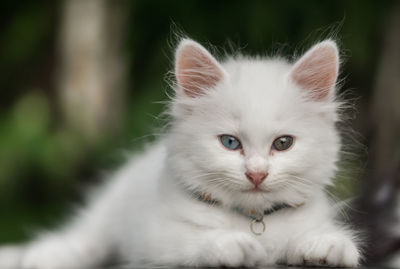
[242,186,269,193]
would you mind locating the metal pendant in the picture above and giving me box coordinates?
[250,218,266,235]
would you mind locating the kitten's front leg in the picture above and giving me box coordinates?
[285,231,360,267]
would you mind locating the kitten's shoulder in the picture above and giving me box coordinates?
[123,140,167,174]
[100,140,167,194]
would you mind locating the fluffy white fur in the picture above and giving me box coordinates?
[0,39,360,268]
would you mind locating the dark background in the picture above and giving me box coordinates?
[0,0,399,265]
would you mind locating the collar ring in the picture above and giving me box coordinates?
[250,218,266,235]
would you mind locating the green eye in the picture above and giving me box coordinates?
[272,135,294,151]
[220,135,242,150]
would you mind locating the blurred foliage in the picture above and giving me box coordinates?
[0,0,396,242]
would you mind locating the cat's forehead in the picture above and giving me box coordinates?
[219,58,303,123]
[223,58,291,90]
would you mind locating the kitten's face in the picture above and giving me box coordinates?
[168,39,340,209]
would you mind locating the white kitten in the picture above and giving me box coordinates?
[0,38,361,268]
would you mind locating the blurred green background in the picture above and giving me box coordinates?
[0,0,399,247]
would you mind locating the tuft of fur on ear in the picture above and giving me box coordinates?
[175,39,228,98]
[290,40,339,101]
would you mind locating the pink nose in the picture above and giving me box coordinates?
[245,171,268,186]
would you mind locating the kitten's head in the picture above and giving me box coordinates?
[167,39,341,210]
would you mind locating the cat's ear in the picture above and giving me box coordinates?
[289,40,339,101]
[174,39,228,98]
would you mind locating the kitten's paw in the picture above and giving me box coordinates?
[287,234,360,267]
[206,232,267,267]
[0,246,25,268]
[22,243,81,269]
[21,236,101,269]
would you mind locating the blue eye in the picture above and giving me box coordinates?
[219,135,242,150]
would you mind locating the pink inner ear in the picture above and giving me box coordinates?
[176,43,224,97]
[291,43,338,101]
